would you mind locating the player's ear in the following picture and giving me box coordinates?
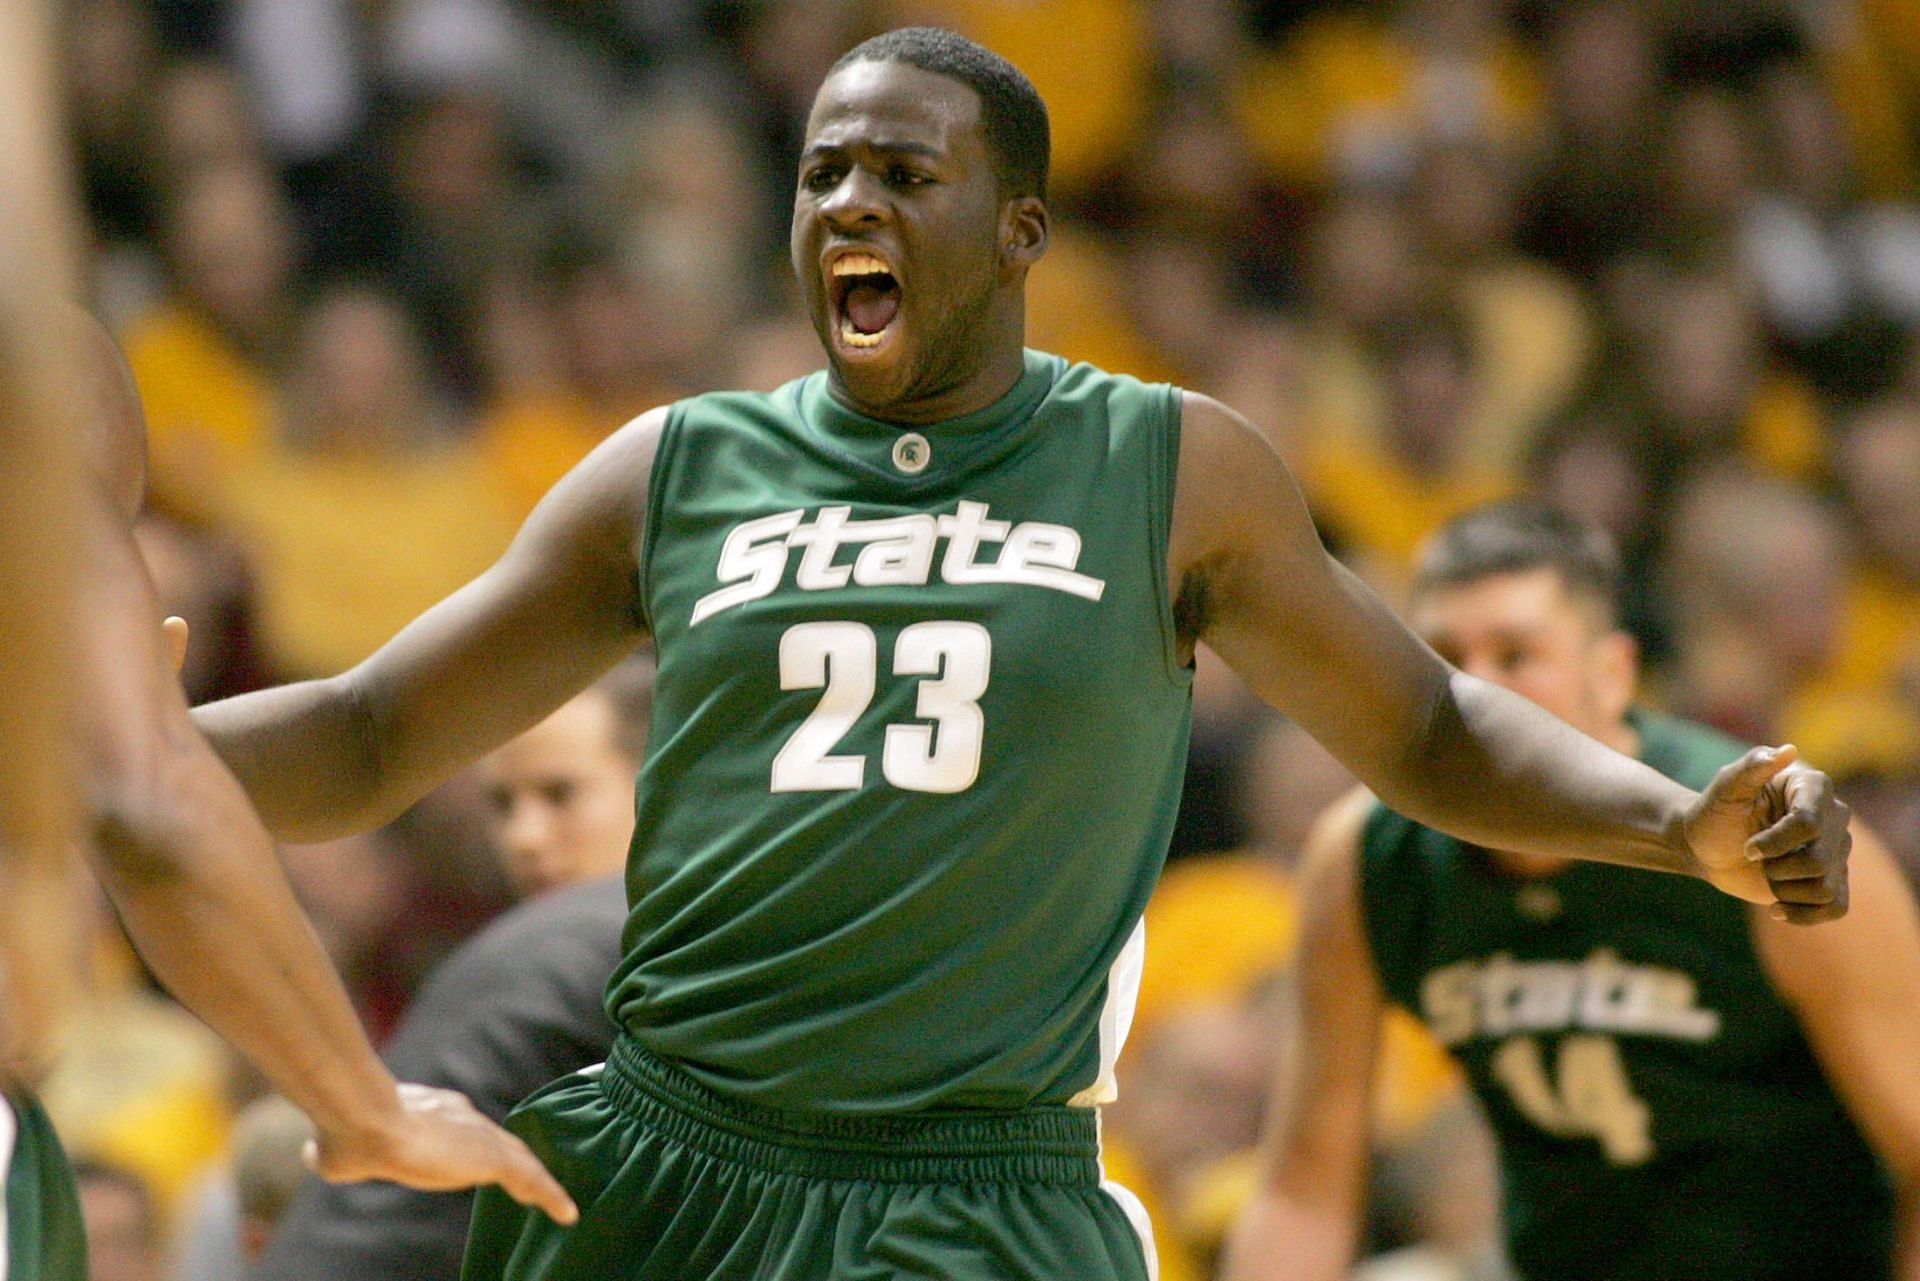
[1000,195,1048,274]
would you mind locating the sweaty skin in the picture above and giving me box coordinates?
[191,58,1846,970]
[70,314,576,1225]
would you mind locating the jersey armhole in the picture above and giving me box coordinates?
[1353,805,1414,1010]
[1149,382,1190,687]
[635,402,690,636]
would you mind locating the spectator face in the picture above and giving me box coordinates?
[479,690,638,897]
[1414,567,1635,740]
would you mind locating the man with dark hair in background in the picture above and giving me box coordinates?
[193,28,1851,1281]
[1224,501,1920,1281]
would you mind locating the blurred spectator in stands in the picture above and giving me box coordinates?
[476,250,691,519]
[77,1159,166,1281]
[168,1094,315,1281]
[588,84,770,331]
[1307,304,1518,587]
[1233,0,1542,199]
[1412,141,1593,471]
[380,86,556,401]
[232,1095,313,1260]
[124,161,299,521]
[1652,86,1757,273]
[1663,466,1850,744]
[65,0,164,272]
[154,60,266,182]
[1633,272,1825,484]
[216,283,514,677]
[1742,63,1920,396]
[1519,2,1662,280]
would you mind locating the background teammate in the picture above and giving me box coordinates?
[1223,503,1920,1281]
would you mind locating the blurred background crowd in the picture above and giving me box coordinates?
[41,0,1920,1277]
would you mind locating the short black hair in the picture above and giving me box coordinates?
[832,27,1050,200]
[1412,500,1622,624]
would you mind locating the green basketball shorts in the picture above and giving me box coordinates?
[461,1036,1157,1280]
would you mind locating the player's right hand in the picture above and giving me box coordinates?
[306,1082,580,1225]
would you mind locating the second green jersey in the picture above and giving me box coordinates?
[1359,710,1893,1280]
[3,1090,87,1281]
[606,351,1193,1114]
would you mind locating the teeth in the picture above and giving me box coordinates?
[831,252,891,278]
[839,316,885,348]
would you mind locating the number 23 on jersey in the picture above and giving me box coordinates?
[771,620,991,795]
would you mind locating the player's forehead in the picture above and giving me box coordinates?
[804,59,986,162]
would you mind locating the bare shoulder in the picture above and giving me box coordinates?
[1169,389,1320,605]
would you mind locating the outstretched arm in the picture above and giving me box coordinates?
[1170,392,1847,919]
[74,322,574,1223]
[1220,789,1383,1281]
[194,410,662,841]
[1752,823,1920,1278]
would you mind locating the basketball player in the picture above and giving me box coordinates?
[1221,503,1920,1281]
[191,30,1851,1281]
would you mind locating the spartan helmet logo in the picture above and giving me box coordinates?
[892,432,931,474]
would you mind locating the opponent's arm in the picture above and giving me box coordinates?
[194,409,664,841]
[1170,393,1846,918]
[1752,823,1920,1279]
[1220,789,1383,1281]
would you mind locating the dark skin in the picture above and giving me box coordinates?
[193,58,1846,961]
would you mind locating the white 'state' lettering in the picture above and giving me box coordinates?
[690,501,1105,626]
[1420,950,1722,1046]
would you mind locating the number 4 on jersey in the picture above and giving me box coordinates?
[1492,1033,1654,1166]
[771,620,991,795]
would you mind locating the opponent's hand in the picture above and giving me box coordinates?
[307,1083,579,1225]
[1681,744,1851,923]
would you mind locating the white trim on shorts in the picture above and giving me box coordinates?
[0,1094,18,1281]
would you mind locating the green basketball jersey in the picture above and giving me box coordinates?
[1359,709,1894,1280]
[3,1091,87,1281]
[606,351,1193,1114]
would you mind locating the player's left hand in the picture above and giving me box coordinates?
[1681,744,1851,924]
[306,1082,580,1225]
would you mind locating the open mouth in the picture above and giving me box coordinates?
[829,251,902,351]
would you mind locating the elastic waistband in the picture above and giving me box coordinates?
[601,1036,1101,1186]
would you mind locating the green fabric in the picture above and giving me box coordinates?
[460,1042,1153,1281]
[4,1091,87,1281]
[608,351,1192,1114]
[1359,709,1894,1280]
